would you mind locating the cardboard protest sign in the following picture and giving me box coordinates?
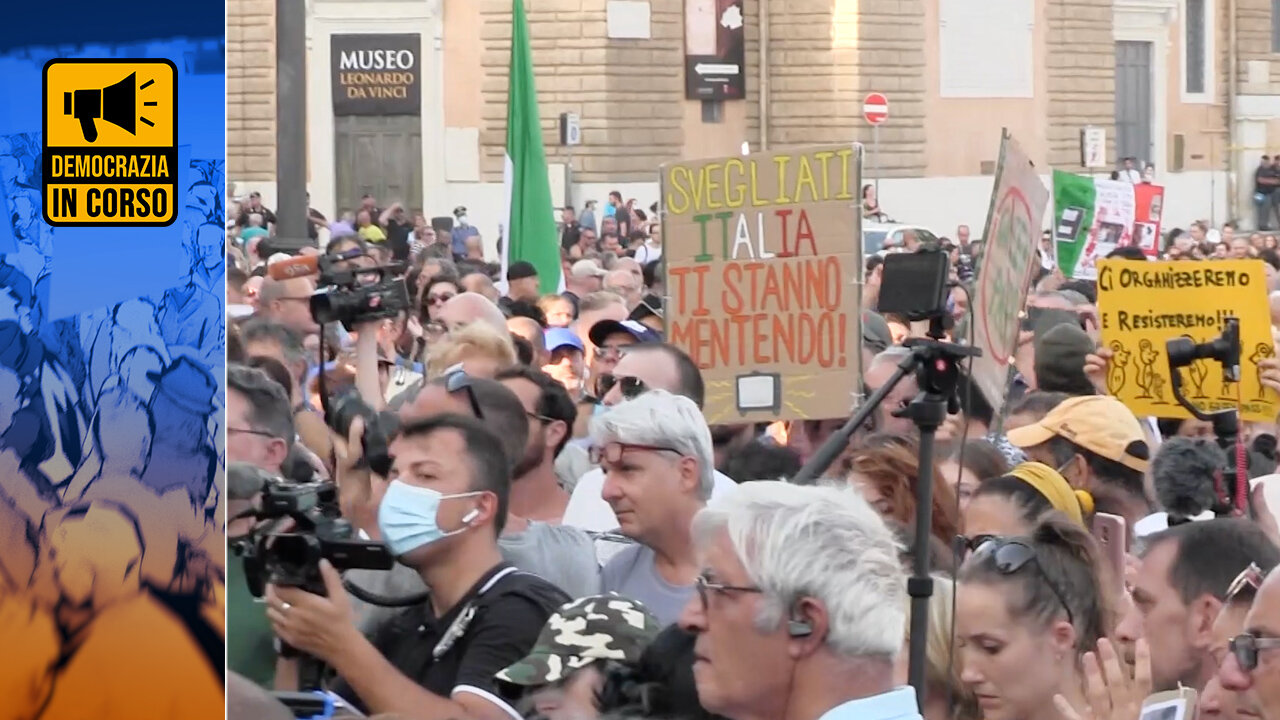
[1097,259,1278,422]
[971,131,1049,421]
[1053,171,1165,276]
[663,144,862,424]
[1132,183,1164,258]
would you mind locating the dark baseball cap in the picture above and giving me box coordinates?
[507,261,538,282]
[588,319,661,347]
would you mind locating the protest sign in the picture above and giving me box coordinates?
[1053,171,1165,276]
[1097,258,1278,422]
[972,131,1049,422]
[1132,183,1165,257]
[663,144,862,424]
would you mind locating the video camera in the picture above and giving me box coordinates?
[310,251,410,330]
[237,475,394,598]
[325,385,399,479]
[1166,316,1251,515]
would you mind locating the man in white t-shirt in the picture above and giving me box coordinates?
[563,343,738,532]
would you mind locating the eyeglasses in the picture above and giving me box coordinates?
[526,410,553,424]
[973,538,1075,625]
[594,343,629,359]
[228,427,277,439]
[1227,562,1267,601]
[694,573,763,613]
[589,441,682,466]
[427,292,455,306]
[445,370,485,419]
[597,374,647,400]
[1228,633,1280,672]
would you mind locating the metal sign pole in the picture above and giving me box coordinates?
[873,124,880,198]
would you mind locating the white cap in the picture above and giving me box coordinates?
[570,259,608,278]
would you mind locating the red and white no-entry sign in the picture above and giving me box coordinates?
[863,92,889,125]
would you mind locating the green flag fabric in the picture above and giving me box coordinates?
[1052,170,1097,279]
[502,0,561,293]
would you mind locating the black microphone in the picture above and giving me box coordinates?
[1151,437,1226,522]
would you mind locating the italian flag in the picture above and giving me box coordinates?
[1052,170,1164,279]
[501,0,561,294]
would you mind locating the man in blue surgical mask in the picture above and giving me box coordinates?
[264,414,569,719]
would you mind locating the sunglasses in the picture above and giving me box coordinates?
[973,538,1075,625]
[597,374,647,400]
[1227,562,1267,601]
[1228,632,1280,672]
[589,441,682,466]
[956,533,997,554]
[428,292,455,306]
[445,370,485,419]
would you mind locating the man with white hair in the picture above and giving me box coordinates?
[563,343,739,533]
[594,389,715,624]
[440,291,508,336]
[679,482,917,720]
[604,268,643,310]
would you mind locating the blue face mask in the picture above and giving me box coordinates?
[592,402,610,417]
[377,480,482,557]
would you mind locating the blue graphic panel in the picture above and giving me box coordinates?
[0,5,226,719]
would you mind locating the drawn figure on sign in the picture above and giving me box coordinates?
[1149,374,1167,404]
[1136,339,1163,400]
[1185,346,1211,398]
[1250,343,1275,401]
[1107,341,1131,396]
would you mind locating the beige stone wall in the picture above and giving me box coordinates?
[227,0,277,182]
[1236,0,1280,96]
[477,0,686,183]
[1044,0,1116,170]
[754,0,926,177]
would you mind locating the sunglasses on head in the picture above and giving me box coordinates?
[589,441,682,465]
[1227,562,1266,601]
[445,369,485,419]
[973,537,1075,625]
[597,374,648,400]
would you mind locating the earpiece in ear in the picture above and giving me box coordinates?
[787,618,813,637]
[461,509,480,524]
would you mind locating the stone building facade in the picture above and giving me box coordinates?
[226,0,1279,242]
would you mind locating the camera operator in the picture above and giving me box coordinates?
[265,414,570,719]
[226,364,297,687]
[348,372,600,635]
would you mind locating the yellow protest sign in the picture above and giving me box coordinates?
[1097,259,1278,422]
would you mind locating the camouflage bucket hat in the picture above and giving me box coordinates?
[495,595,662,687]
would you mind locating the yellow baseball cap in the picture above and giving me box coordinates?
[1005,395,1150,473]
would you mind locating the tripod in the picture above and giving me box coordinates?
[791,317,979,707]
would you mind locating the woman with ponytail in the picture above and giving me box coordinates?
[962,462,1094,547]
[956,514,1114,720]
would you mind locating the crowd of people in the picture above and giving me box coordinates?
[220,191,1280,720]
